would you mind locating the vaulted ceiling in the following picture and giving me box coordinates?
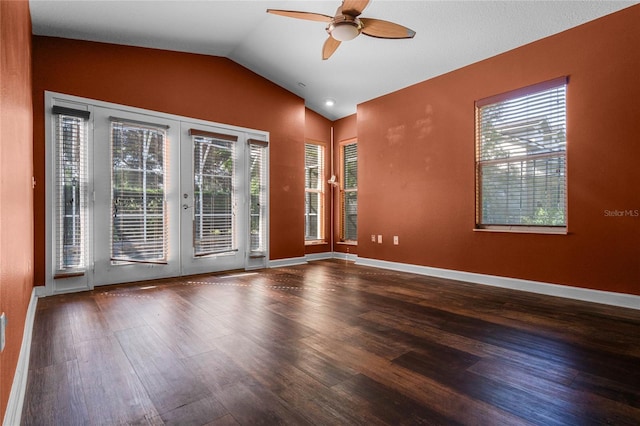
[29,0,638,120]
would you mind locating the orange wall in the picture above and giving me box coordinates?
[332,114,358,255]
[357,6,640,295]
[304,109,332,255]
[32,37,307,285]
[0,0,34,419]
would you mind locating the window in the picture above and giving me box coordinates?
[53,106,90,275]
[111,119,168,263]
[305,142,325,241]
[476,77,567,231]
[340,141,357,241]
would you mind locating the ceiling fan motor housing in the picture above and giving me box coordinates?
[327,15,363,41]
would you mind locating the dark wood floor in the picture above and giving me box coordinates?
[22,260,640,425]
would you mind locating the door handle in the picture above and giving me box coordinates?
[183,204,191,210]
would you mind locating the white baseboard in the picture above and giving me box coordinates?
[3,288,38,426]
[331,251,358,262]
[268,256,308,268]
[304,252,359,262]
[305,252,333,261]
[274,252,359,267]
[356,257,640,310]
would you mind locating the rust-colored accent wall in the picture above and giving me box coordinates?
[333,114,356,144]
[332,114,358,255]
[1,0,34,419]
[304,108,332,255]
[32,37,307,285]
[357,6,640,295]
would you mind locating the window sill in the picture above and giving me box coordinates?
[54,271,85,279]
[474,226,567,235]
[336,241,358,246]
[305,240,328,246]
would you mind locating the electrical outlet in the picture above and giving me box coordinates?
[371,234,376,242]
[393,236,399,245]
[0,312,6,352]
[377,234,383,244]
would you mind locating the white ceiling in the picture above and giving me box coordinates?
[29,0,638,120]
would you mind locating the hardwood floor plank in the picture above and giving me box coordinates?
[469,357,640,425]
[393,350,582,425]
[212,381,312,425]
[28,302,76,369]
[300,332,531,425]
[334,373,464,426]
[93,289,156,332]
[67,297,112,343]
[158,395,228,425]
[183,346,250,395]
[272,343,358,388]
[115,325,212,414]
[212,334,329,405]
[21,360,89,426]
[205,413,240,426]
[75,335,159,424]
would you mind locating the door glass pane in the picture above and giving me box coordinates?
[249,143,267,253]
[111,121,167,263]
[55,114,87,272]
[193,135,235,256]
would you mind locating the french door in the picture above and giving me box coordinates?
[93,109,182,285]
[46,93,268,293]
[179,123,246,276]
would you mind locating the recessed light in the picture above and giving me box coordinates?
[325,98,336,107]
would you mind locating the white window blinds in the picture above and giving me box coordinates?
[476,77,567,228]
[53,106,89,275]
[341,142,358,241]
[305,143,324,241]
[249,139,268,255]
[191,129,237,256]
[111,119,168,263]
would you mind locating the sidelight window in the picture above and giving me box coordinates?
[249,139,268,255]
[53,106,90,274]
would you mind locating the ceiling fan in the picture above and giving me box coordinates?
[267,0,416,60]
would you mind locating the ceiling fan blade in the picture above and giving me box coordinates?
[360,18,416,39]
[322,37,341,60]
[341,0,370,17]
[266,9,332,23]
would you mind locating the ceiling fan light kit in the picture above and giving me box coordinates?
[328,16,363,41]
[267,0,415,60]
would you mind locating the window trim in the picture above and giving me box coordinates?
[475,77,568,234]
[304,141,326,243]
